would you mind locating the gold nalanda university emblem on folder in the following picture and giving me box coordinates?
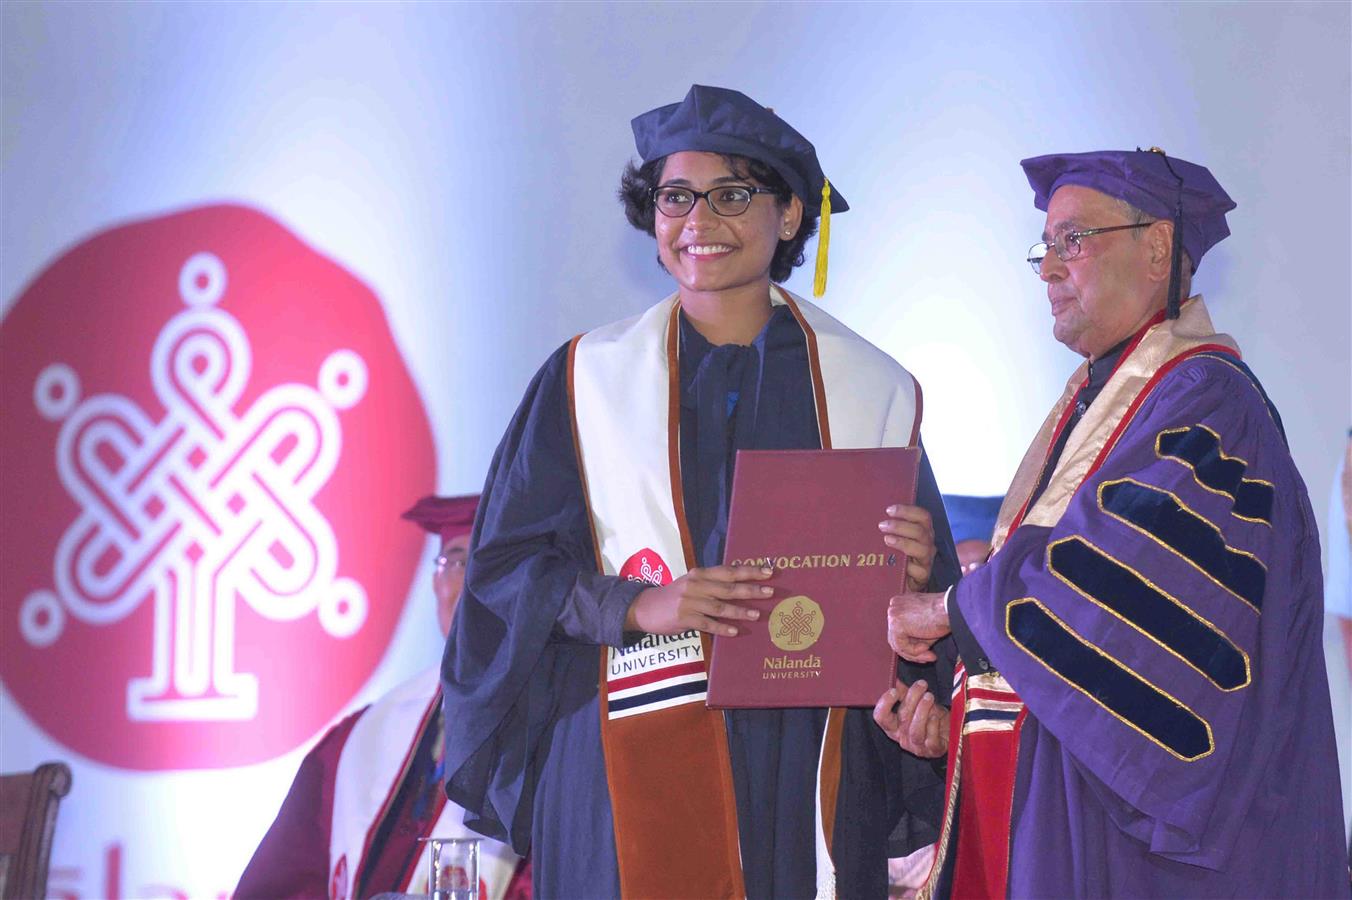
[770,595,824,651]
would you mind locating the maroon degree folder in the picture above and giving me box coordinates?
[706,446,920,708]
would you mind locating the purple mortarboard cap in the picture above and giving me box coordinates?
[401,494,479,543]
[631,84,848,212]
[1020,149,1235,273]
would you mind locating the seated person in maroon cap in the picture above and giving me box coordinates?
[440,85,962,899]
[879,149,1348,897]
[236,495,529,900]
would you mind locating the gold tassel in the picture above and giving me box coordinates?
[813,178,831,297]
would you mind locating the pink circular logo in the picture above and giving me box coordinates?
[0,205,435,769]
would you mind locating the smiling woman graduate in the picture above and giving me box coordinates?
[440,85,961,899]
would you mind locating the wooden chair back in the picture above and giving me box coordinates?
[0,762,72,900]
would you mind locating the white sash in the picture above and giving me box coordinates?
[328,666,519,899]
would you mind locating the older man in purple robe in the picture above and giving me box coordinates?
[876,149,1349,897]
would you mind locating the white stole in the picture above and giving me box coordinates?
[328,666,519,900]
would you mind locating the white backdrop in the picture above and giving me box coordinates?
[2,2,1349,897]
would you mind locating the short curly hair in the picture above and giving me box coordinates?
[618,153,819,283]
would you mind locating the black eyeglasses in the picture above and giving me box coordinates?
[1026,223,1152,273]
[652,184,780,218]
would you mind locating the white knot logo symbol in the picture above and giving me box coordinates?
[21,251,369,722]
[637,558,665,585]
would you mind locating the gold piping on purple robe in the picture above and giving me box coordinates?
[1155,424,1274,525]
[1098,478,1266,612]
[1006,599,1215,761]
[1047,536,1250,691]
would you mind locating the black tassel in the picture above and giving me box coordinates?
[1166,201,1184,319]
[1149,148,1188,320]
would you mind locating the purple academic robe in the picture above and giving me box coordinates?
[955,354,1349,897]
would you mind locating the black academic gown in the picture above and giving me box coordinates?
[442,306,959,899]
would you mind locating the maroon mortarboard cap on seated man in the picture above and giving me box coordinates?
[401,494,479,543]
[401,494,480,636]
[1020,148,1236,317]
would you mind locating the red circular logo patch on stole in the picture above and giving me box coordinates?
[619,548,674,586]
[0,204,435,769]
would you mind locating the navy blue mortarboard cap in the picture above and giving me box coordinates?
[1020,149,1235,273]
[942,494,1004,544]
[631,84,848,213]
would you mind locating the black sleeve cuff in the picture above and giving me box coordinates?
[949,583,994,675]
